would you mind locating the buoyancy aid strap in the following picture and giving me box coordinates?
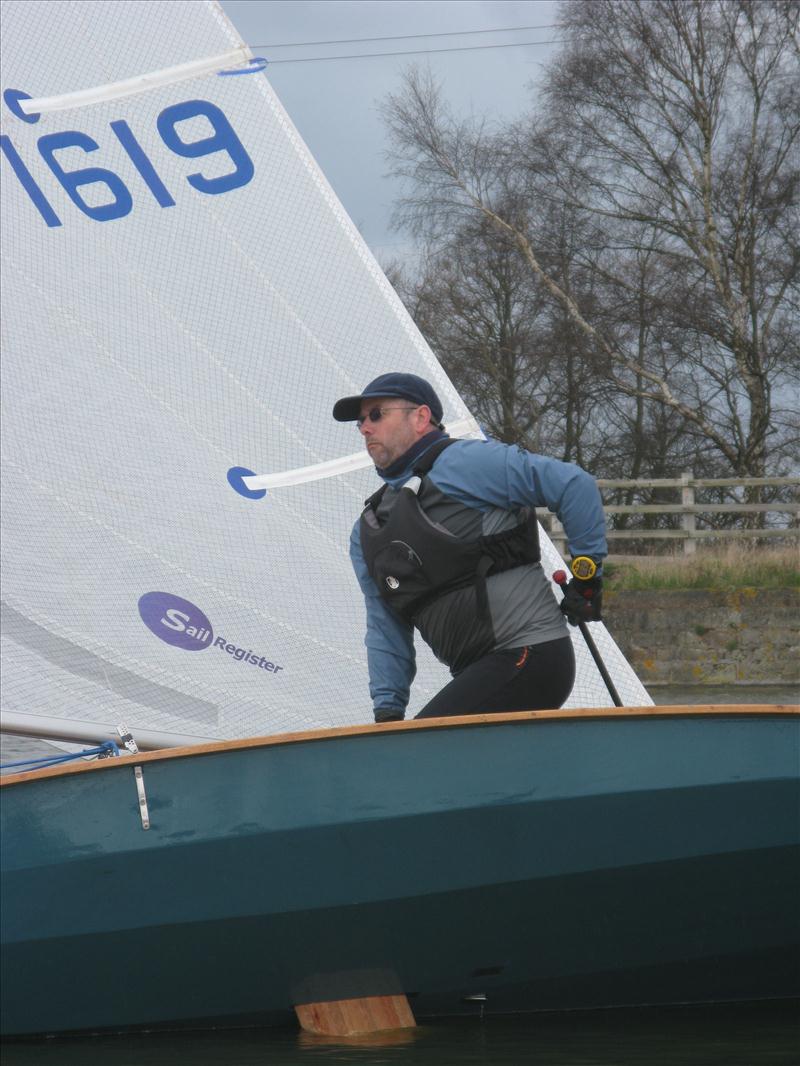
[475,555,494,618]
[478,508,541,566]
[363,438,458,512]
[365,484,387,511]
[412,437,458,477]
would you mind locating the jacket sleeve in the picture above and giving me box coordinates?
[432,439,607,561]
[350,521,416,718]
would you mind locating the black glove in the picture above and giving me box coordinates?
[374,707,405,723]
[560,575,603,626]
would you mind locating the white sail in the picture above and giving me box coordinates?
[0,0,651,746]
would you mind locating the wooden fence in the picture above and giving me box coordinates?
[547,474,799,556]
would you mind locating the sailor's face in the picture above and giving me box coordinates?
[358,396,420,468]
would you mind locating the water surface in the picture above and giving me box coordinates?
[2,1002,798,1065]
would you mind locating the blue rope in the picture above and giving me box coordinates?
[1,740,120,771]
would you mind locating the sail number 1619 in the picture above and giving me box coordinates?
[1,93,254,228]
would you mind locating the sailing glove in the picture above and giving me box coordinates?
[560,575,603,626]
[374,708,405,723]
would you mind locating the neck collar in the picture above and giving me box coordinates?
[377,429,448,480]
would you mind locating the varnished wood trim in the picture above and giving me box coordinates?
[2,704,796,788]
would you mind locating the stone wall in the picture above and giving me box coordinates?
[603,587,799,685]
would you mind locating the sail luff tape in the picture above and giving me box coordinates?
[243,416,482,490]
[18,47,251,115]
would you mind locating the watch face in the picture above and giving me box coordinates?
[571,556,597,580]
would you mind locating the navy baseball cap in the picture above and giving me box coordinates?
[332,372,444,425]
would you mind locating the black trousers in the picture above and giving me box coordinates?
[415,636,575,719]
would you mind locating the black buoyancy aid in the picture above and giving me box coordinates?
[359,439,540,623]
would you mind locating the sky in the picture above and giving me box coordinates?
[220,0,560,265]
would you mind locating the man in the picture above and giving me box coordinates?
[333,372,606,722]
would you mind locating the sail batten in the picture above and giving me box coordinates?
[243,417,482,490]
[19,48,253,115]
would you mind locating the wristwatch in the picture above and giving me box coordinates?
[570,556,599,580]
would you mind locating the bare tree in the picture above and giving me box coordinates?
[381,0,799,482]
[388,213,580,452]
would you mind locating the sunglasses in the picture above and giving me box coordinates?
[356,405,418,427]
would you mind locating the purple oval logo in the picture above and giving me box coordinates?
[138,592,214,651]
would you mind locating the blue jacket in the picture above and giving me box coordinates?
[350,436,606,718]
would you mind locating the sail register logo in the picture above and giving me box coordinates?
[138,592,282,674]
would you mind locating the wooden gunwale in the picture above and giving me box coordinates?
[2,704,796,788]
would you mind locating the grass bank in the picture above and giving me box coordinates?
[604,544,799,591]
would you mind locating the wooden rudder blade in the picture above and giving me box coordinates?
[295,992,416,1035]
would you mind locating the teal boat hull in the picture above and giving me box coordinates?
[2,709,798,1035]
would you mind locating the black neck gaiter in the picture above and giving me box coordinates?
[377,429,448,480]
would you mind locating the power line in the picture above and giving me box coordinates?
[264,39,561,65]
[251,24,556,49]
